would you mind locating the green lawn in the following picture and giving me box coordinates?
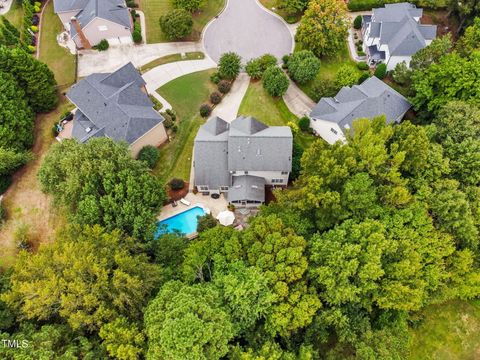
[258,0,301,23]
[153,69,216,182]
[238,80,316,149]
[140,0,224,44]
[140,51,205,73]
[409,300,480,359]
[3,0,23,30]
[298,42,362,102]
[39,1,76,87]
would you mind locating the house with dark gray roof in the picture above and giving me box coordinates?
[309,76,411,144]
[54,0,132,49]
[361,2,436,70]
[64,62,167,156]
[194,116,293,207]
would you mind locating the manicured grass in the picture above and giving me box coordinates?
[153,69,216,182]
[238,80,316,149]
[258,0,301,23]
[3,0,23,30]
[140,0,224,43]
[0,95,72,267]
[39,1,76,87]
[409,300,480,359]
[298,42,362,102]
[140,51,205,73]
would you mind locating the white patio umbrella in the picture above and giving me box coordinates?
[216,210,235,226]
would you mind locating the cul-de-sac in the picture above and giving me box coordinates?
[0,0,479,357]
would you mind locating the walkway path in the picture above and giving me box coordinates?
[346,11,372,62]
[78,42,204,77]
[203,0,293,63]
[142,57,217,109]
[283,81,316,118]
[211,73,250,121]
[136,10,147,45]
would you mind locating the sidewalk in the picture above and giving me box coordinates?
[142,58,217,109]
[211,73,250,122]
[283,81,315,118]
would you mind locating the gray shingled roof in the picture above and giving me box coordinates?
[67,62,163,145]
[56,0,131,37]
[194,116,293,195]
[228,175,266,203]
[365,2,436,57]
[310,76,411,130]
[194,117,230,189]
[228,117,293,172]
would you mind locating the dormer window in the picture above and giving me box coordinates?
[330,128,338,135]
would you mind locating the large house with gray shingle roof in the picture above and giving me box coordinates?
[54,0,132,49]
[309,76,411,144]
[362,2,436,70]
[194,116,293,207]
[65,62,167,156]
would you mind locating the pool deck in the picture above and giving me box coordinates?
[157,192,229,222]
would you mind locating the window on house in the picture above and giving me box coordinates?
[330,128,338,135]
[220,186,229,191]
[272,179,284,184]
[98,25,108,31]
[199,186,209,191]
[281,171,288,175]
[244,171,249,175]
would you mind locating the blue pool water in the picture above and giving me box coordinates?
[155,206,206,237]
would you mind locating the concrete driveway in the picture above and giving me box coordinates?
[203,0,294,63]
[77,42,204,77]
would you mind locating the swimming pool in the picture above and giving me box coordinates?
[155,206,206,237]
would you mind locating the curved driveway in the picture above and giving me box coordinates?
[203,0,294,63]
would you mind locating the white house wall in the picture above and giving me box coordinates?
[232,171,289,186]
[387,56,411,70]
[309,118,345,145]
[81,18,131,46]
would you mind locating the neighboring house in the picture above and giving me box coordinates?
[53,0,133,49]
[194,116,293,207]
[362,2,436,70]
[65,62,167,157]
[309,76,411,144]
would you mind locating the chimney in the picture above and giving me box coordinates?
[71,16,92,49]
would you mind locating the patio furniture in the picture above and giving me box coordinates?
[172,201,178,207]
[217,210,235,226]
[180,198,191,206]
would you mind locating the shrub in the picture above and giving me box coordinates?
[358,50,366,56]
[165,108,176,121]
[199,104,212,117]
[298,116,310,132]
[133,29,142,43]
[138,145,160,168]
[150,96,163,111]
[34,1,41,7]
[126,0,138,7]
[392,61,412,85]
[210,72,221,84]
[358,72,370,84]
[282,54,290,65]
[353,15,362,29]
[262,66,289,97]
[131,9,137,18]
[217,80,231,94]
[334,65,359,88]
[173,0,203,12]
[14,222,32,251]
[210,91,222,105]
[311,79,337,102]
[95,39,109,51]
[196,213,217,233]
[163,116,174,129]
[27,45,35,53]
[160,9,193,40]
[169,178,185,190]
[33,5,40,13]
[218,52,241,80]
[374,63,387,79]
[245,54,277,80]
[0,202,5,223]
[287,50,321,84]
[30,25,38,32]
[357,61,369,70]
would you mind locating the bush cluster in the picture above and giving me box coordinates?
[210,91,222,105]
[199,104,212,117]
[245,54,277,80]
[169,178,185,191]
[138,145,160,169]
[133,22,142,44]
[95,39,109,51]
[353,15,362,29]
[374,63,387,79]
[160,9,193,40]
[286,50,321,84]
[217,80,231,94]
[262,66,289,97]
[298,116,310,132]
[357,61,369,70]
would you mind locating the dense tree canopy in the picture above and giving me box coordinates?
[295,0,349,57]
[286,50,321,84]
[38,139,165,240]
[2,225,161,332]
[0,46,57,112]
[0,71,35,151]
[262,66,290,97]
[160,9,193,40]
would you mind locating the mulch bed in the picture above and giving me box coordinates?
[167,182,189,202]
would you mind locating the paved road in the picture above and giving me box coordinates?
[77,42,204,77]
[203,0,294,63]
[142,58,217,109]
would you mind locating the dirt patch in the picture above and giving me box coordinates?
[422,10,459,38]
[0,95,72,267]
[167,183,190,202]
